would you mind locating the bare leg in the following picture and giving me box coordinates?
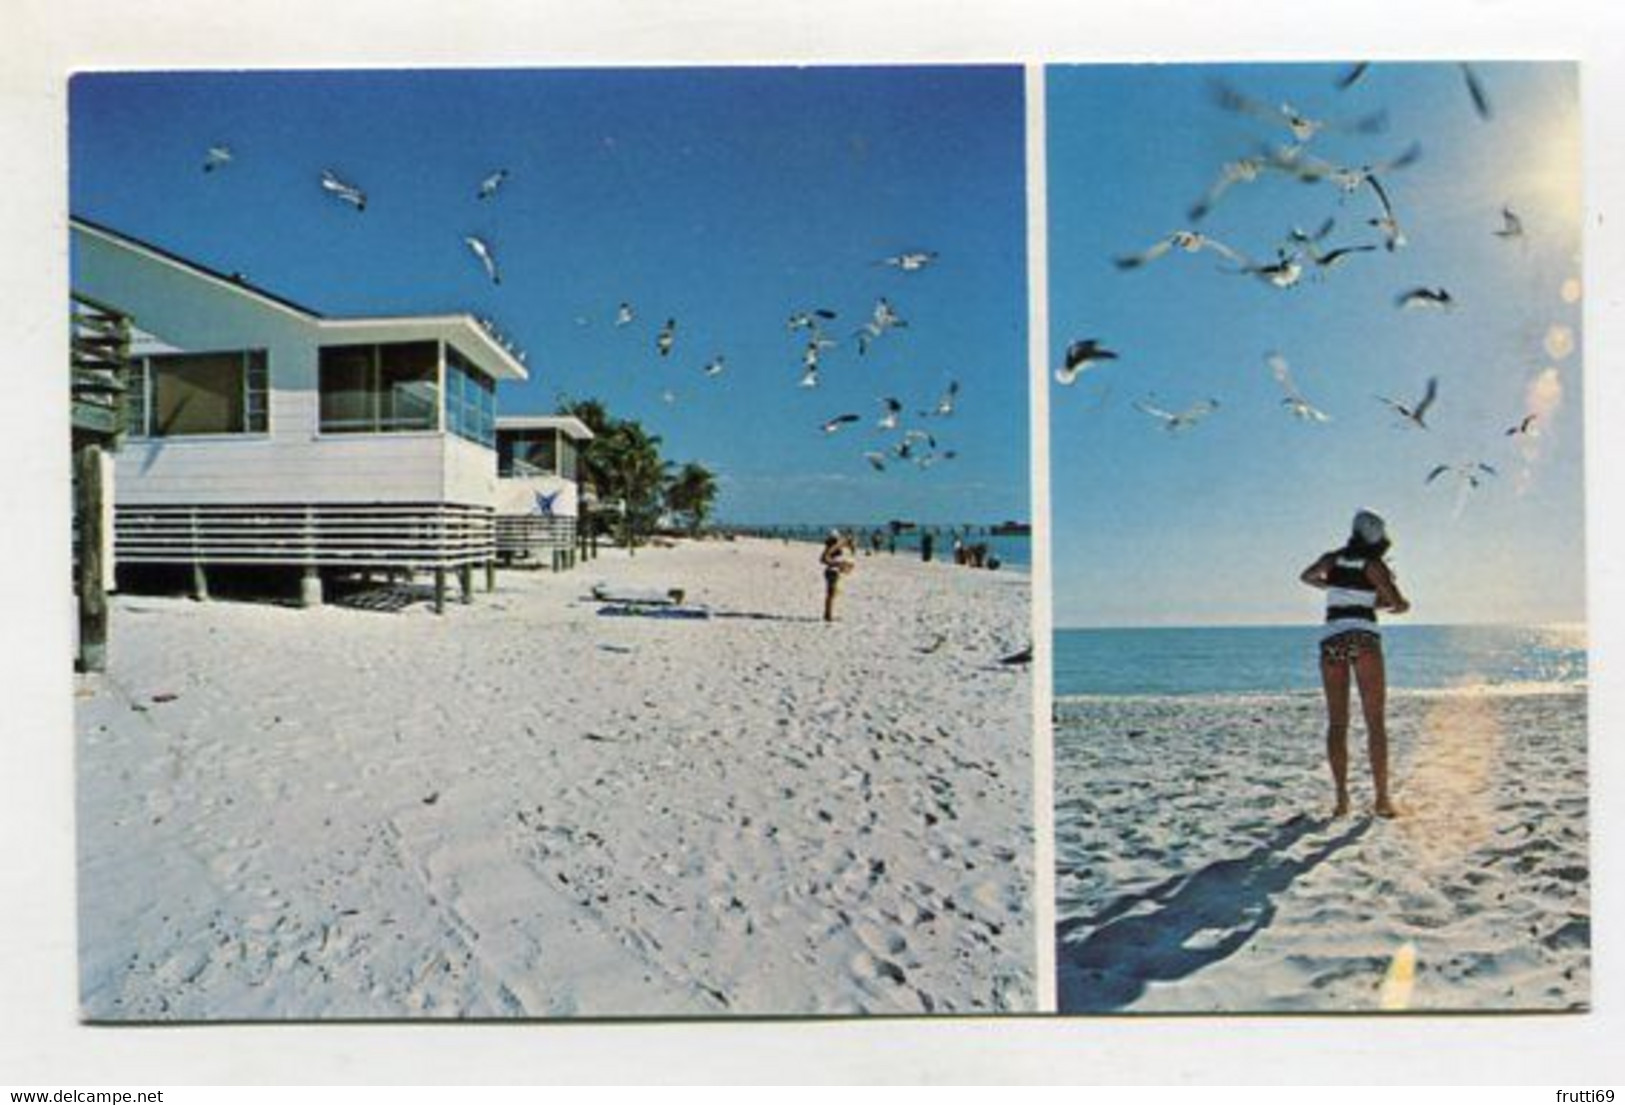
[1353,645,1396,817]
[824,578,837,622]
[1320,651,1352,816]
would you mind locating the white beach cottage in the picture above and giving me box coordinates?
[70,217,528,611]
[494,415,594,570]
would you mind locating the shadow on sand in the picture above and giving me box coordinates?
[708,610,824,624]
[1056,812,1372,1013]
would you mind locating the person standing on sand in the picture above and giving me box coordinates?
[1299,509,1411,819]
[821,531,855,622]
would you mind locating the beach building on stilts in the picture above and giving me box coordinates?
[70,216,527,612]
[494,415,594,571]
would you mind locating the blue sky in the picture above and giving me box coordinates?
[1047,62,1584,628]
[69,66,1029,527]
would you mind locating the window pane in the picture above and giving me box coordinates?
[379,341,438,431]
[245,350,269,433]
[125,360,148,438]
[151,352,246,436]
[445,344,495,448]
[319,345,376,433]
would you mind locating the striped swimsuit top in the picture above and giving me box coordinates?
[1323,552,1380,639]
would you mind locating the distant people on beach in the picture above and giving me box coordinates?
[821,530,855,622]
[1299,509,1411,819]
[921,532,934,562]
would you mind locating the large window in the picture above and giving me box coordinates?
[445,345,495,449]
[499,429,578,480]
[318,342,439,434]
[127,350,268,438]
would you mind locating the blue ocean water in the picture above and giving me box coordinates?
[1053,624,1587,697]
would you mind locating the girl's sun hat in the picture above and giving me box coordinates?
[1352,509,1387,546]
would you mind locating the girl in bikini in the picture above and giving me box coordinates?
[821,531,855,622]
[1300,510,1411,818]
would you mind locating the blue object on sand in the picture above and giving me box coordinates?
[597,604,711,620]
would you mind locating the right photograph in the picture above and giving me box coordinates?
[1046,61,1589,1014]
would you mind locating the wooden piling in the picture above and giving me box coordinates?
[74,444,107,673]
[299,566,324,608]
[434,567,446,614]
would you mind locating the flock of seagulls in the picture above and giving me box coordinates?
[778,284,964,472]
[199,145,972,476]
[1055,62,1550,505]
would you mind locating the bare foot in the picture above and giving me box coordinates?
[1332,797,1351,819]
[1374,799,1399,819]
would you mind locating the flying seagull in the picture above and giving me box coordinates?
[862,451,888,472]
[788,309,838,332]
[1055,338,1119,386]
[1209,79,1387,143]
[877,396,903,431]
[798,365,819,389]
[477,168,510,200]
[925,381,960,418]
[1334,62,1371,91]
[802,336,835,372]
[615,302,635,327]
[854,299,908,354]
[1494,206,1524,240]
[1188,154,1270,222]
[1505,413,1539,437]
[1307,243,1378,275]
[879,250,938,272]
[821,413,860,434]
[657,319,676,357]
[1427,460,1498,489]
[702,355,726,378]
[1234,250,1304,289]
[1114,229,1248,271]
[1377,376,1439,429]
[464,235,501,284]
[320,169,367,212]
[1287,217,1338,247]
[1396,286,1455,311]
[202,145,233,173]
[1460,63,1492,121]
[1133,397,1221,433]
[1268,353,1331,422]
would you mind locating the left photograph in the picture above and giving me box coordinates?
[69,66,1035,1019]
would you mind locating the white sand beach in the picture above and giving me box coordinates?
[75,537,1034,1019]
[1054,688,1589,1013]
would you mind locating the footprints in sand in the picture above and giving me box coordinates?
[1057,691,1589,1013]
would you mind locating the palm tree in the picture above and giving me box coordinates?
[596,419,669,552]
[665,462,719,537]
[557,397,618,539]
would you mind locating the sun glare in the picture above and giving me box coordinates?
[1518,93,1584,234]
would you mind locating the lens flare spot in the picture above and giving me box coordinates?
[1543,324,1576,361]
[1379,942,1418,1011]
[1560,276,1582,304]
